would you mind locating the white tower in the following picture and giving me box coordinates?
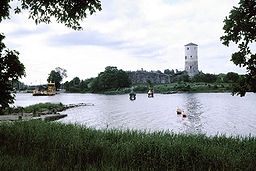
[185,42,199,77]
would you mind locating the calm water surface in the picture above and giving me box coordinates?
[14,92,256,136]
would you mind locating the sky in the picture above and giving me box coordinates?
[0,0,247,85]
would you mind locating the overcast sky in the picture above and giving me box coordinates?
[1,0,246,85]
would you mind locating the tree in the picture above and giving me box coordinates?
[0,0,101,111]
[191,73,217,83]
[0,0,102,30]
[224,72,240,83]
[220,0,256,96]
[55,67,67,79]
[178,74,190,82]
[0,34,25,114]
[90,66,132,92]
[47,70,62,90]
[48,67,67,90]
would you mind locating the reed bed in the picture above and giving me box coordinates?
[0,120,255,170]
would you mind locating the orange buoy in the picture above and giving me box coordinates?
[177,109,182,114]
[183,113,187,118]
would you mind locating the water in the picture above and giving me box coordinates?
[14,92,256,136]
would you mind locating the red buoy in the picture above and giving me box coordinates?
[183,113,187,118]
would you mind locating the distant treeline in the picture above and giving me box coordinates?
[64,66,131,93]
[177,72,240,83]
[13,67,242,94]
[63,68,242,93]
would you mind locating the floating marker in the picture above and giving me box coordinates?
[177,109,182,114]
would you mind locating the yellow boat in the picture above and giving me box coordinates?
[33,82,56,96]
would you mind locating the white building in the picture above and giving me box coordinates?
[184,42,199,77]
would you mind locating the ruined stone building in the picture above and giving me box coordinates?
[126,42,199,83]
[126,70,173,84]
[184,42,199,77]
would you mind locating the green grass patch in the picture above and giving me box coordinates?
[0,120,255,170]
[4,103,65,115]
[23,102,64,113]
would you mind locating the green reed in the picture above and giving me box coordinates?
[0,120,255,170]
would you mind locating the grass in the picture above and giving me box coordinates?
[64,82,234,95]
[153,82,232,93]
[0,120,256,170]
[4,102,64,115]
[102,82,233,94]
[23,102,64,113]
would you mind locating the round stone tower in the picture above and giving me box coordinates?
[184,42,199,77]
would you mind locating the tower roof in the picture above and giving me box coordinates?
[185,42,198,46]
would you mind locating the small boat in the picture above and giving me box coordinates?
[148,89,154,98]
[33,82,56,96]
[129,89,136,100]
[177,109,182,114]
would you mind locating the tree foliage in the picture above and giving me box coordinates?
[223,72,239,83]
[64,67,132,93]
[0,0,102,30]
[0,34,25,114]
[190,73,217,83]
[64,77,92,93]
[47,67,67,90]
[220,0,256,96]
[91,66,132,92]
[0,0,101,112]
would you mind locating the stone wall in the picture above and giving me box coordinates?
[126,71,173,84]
[126,70,187,84]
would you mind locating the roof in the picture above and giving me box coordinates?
[185,42,198,46]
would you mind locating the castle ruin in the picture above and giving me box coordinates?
[126,42,199,83]
[184,42,199,77]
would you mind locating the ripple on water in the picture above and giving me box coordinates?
[14,92,256,136]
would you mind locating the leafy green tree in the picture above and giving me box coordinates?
[55,67,67,79]
[178,74,190,82]
[70,77,80,86]
[216,73,226,83]
[67,77,81,93]
[220,0,256,96]
[191,73,217,83]
[0,0,101,111]
[47,70,62,90]
[47,67,67,90]
[91,66,132,92]
[224,72,240,83]
[0,34,25,114]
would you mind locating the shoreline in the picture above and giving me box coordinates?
[0,103,94,123]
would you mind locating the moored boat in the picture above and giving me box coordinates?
[33,82,56,96]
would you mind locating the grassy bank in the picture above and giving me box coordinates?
[153,82,233,93]
[102,82,233,95]
[3,102,64,115]
[0,120,255,170]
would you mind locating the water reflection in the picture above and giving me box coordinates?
[181,94,204,134]
[13,93,256,136]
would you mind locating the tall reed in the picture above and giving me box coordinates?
[0,120,255,170]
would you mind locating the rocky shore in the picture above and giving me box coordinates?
[0,103,94,123]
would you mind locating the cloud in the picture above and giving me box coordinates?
[0,0,246,85]
[7,25,49,38]
[48,29,126,47]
